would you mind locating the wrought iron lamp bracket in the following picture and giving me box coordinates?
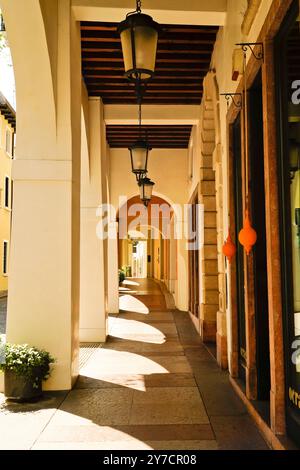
[235,42,264,62]
[220,93,243,109]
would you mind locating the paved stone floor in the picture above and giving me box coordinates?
[0,279,269,450]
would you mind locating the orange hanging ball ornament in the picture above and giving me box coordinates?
[238,210,257,255]
[222,231,236,264]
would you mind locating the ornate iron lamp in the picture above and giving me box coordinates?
[118,0,159,93]
[138,177,155,207]
[129,101,152,181]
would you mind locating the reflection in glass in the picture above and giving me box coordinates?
[287,16,300,386]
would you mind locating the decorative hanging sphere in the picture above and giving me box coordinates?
[238,210,257,255]
[222,231,236,264]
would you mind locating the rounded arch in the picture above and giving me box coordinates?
[116,194,176,240]
[1,0,57,157]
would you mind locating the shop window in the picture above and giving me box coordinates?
[3,241,8,276]
[5,128,12,156]
[4,176,10,209]
[275,0,300,446]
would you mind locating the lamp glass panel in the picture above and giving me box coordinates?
[144,183,153,199]
[132,146,147,172]
[120,28,133,72]
[134,26,158,79]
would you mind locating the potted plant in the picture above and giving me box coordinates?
[119,268,125,285]
[0,343,55,402]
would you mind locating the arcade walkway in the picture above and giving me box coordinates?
[0,279,269,450]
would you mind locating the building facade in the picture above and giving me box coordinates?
[0,92,14,295]
[0,0,299,449]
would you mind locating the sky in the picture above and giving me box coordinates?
[0,45,15,109]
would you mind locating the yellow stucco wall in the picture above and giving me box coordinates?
[0,112,13,293]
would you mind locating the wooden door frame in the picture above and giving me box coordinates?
[226,0,293,435]
[188,184,201,330]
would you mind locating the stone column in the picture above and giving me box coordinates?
[80,97,108,342]
[199,98,218,342]
[3,0,81,390]
[107,221,119,314]
[175,219,189,311]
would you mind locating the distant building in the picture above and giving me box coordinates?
[0,92,15,295]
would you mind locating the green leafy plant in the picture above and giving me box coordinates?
[0,343,55,388]
[122,265,132,277]
[119,268,126,284]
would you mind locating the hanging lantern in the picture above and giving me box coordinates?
[129,140,151,180]
[222,231,237,264]
[129,101,151,181]
[117,0,160,85]
[238,211,257,255]
[138,177,155,207]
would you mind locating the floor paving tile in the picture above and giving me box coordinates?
[0,392,67,450]
[36,423,214,443]
[130,387,209,425]
[1,278,270,450]
[49,388,134,426]
[32,440,219,450]
[210,415,270,450]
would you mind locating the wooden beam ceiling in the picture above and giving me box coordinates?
[81,22,218,105]
[106,125,192,148]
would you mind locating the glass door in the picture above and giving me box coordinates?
[188,196,199,318]
[275,0,300,445]
[232,113,246,381]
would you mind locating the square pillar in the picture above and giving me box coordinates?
[107,222,119,314]
[80,207,107,341]
[80,97,108,342]
[7,160,80,391]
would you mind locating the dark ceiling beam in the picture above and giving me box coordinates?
[82,56,212,64]
[106,124,192,148]
[81,21,217,106]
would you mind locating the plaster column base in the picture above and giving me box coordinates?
[217,332,228,369]
[79,327,107,343]
[200,319,217,343]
